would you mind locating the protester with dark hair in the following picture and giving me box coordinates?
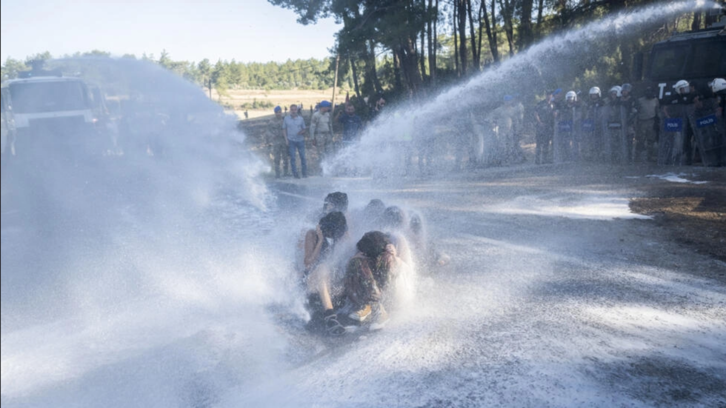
[302,211,349,336]
[337,103,363,144]
[382,206,407,230]
[343,231,406,330]
[362,199,386,228]
[323,192,349,214]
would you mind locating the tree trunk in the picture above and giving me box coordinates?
[349,55,361,98]
[498,0,515,56]
[393,50,403,91]
[420,29,427,80]
[536,0,544,36]
[490,0,499,61]
[691,11,702,31]
[433,0,439,84]
[519,0,534,50]
[453,4,460,75]
[466,0,480,70]
[477,1,485,66]
[331,54,340,109]
[481,0,499,63]
[458,0,468,75]
[427,0,436,85]
[619,41,633,83]
[396,39,423,95]
[367,40,383,94]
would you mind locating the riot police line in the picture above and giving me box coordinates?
[533,78,726,167]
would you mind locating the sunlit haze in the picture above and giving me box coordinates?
[0,0,340,62]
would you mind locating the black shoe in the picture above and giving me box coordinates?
[324,310,346,336]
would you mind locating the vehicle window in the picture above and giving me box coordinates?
[648,45,689,80]
[8,81,89,114]
[685,41,725,78]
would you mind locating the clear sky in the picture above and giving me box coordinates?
[1,0,341,63]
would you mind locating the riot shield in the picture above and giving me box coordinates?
[554,119,572,163]
[658,104,688,166]
[687,100,726,167]
[603,104,628,164]
[580,105,600,162]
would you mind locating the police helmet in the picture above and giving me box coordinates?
[673,80,690,94]
[589,87,601,97]
[609,86,622,97]
[565,91,577,102]
[709,78,726,93]
[621,83,633,94]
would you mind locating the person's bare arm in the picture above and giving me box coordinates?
[304,227,325,269]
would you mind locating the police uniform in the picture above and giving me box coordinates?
[635,96,659,162]
[266,115,289,177]
[534,99,554,164]
[310,109,333,160]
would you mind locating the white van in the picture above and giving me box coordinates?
[4,75,106,157]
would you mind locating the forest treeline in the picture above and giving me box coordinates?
[269,0,724,98]
[1,50,342,94]
[2,0,724,101]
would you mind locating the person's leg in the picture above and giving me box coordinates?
[307,264,345,335]
[633,120,648,163]
[273,145,282,177]
[298,140,308,177]
[282,145,290,175]
[288,142,299,178]
[307,265,335,311]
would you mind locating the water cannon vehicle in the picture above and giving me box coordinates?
[642,6,726,100]
[1,70,113,162]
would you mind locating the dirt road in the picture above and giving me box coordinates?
[237,163,726,407]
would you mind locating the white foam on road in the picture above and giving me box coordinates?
[646,173,709,184]
[482,194,652,220]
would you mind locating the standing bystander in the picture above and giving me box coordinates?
[337,103,364,146]
[283,104,308,178]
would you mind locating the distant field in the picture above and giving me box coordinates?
[210,88,342,120]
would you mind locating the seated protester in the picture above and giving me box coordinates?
[350,198,386,237]
[409,212,450,269]
[364,206,416,308]
[344,231,409,330]
[324,191,349,214]
[302,211,349,335]
[379,206,413,265]
[308,191,350,224]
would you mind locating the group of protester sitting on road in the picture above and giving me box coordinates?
[297,192,448,336]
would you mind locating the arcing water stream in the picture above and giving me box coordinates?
[2,2,725,407]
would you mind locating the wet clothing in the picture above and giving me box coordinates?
[635,97,659,162]
[582,98,604,161]
[283,114,306,143]
[266,115,289,176]
[535,99,554,164]
[344,252,393,309]
[288,140,307,177]
[338,113,363,142]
